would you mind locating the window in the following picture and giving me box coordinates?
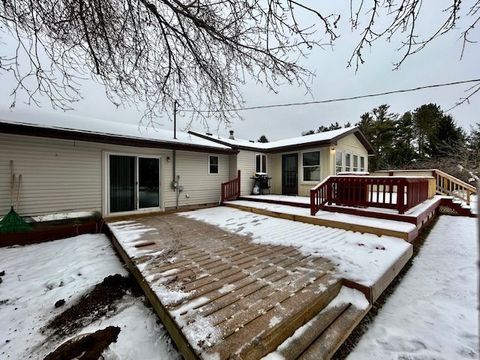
[360,156,365,172]
[208,156,219,174]
[302,151,320,182]
[345,153,351,172]
[256,154,267,173]
[335,151,343,174]
[353,155,359,172]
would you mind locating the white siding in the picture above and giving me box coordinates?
[0,133,230,216]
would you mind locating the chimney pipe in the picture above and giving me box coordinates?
[229,130,235,140]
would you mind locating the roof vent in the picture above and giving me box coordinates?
[206,132,213,136]
[249,140,254,143]
[229,130,235,140]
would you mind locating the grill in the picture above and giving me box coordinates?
[251,173,271,195]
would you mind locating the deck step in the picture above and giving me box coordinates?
[298,303,369,360]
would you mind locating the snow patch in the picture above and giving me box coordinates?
[181,207,412,287]
[348,216,478,359]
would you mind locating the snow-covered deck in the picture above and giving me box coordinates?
[105,207,413,359]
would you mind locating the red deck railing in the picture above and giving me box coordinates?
[310,176,429,216]
[221,170,241,203]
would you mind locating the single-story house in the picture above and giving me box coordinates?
[189,128,374,196]
[0,116,373,217]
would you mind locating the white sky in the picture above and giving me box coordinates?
[0,1,478,141]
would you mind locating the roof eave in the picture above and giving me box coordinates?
[0,122,238,154]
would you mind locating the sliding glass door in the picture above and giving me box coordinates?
[109,155,160,213]
[139,157,160,209]
[110,155,136,213]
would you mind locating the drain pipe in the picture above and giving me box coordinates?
[171,100,180,208]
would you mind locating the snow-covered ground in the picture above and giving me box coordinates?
[227,200,417,233]
[348,216,479,359]
[181,207,412,287]
[0,234,179,360]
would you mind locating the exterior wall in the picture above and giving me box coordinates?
[173,151,230,208]
[0,133,230,216]
[335,134,369,172]
[228,154,238,180]
[236,150,273,196]
[270,147,332,197]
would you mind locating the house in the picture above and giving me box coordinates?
[189,127,374,196]
[0,116,373,218]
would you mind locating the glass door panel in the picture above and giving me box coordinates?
[109,155,136,213]
[138,157,160,209]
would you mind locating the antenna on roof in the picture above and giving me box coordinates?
[173,100,178,140]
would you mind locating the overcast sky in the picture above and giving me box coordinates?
[0,1,478,141]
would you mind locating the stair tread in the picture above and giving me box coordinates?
[298,303,369,360]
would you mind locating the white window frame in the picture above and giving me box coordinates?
[255,153,267,173]
[301,150,321,183]
[208,155,219,175]
[103,152,162,216]
[353,154,359,172]
[344,153,351,172]
[335,150,344,174]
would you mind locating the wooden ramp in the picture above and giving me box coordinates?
[105,214,371,360]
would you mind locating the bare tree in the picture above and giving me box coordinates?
[0,1,478,124]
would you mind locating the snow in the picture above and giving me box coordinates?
[189,126,358,150]
[348,216,479,360]
[263,287,369,360]
[228,200,417,233]
[0,112,230,150]
[242,195,310,204]
[31,211,97,222]
[470,194,478,214]
[108,220,159,258]
[108,220,221,353]
[181,207,412,287]
[0,234,180,360]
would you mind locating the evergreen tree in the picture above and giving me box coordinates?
[257,135,269,143]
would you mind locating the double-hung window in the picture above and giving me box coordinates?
[360,156,365,172]
[302,151,320,182]
[335,151,343,174]
[345,153,351,172]
[353,155,359,172]
[256,154,267,173]
[208,156,219,174]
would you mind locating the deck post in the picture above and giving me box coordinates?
[310,189,316,216]
[237,170,241,199]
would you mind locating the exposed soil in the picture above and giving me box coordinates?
[46,274,142,338]
[44,326,121,360]
[332,215,440,359]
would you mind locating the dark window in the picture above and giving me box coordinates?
[303,151,320,181]
[256,154,267,173]
[209,156,219,174]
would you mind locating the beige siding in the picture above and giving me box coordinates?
[237,150,257,195]
[170,151,230,208]
[0,133,230,216]
[335,134,369,172]
[228,154,238,180]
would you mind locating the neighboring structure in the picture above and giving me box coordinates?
[190,127,374,196]
[0,116,373,217]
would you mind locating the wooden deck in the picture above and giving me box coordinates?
[105,214,371,360]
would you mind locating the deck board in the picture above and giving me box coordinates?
[107,213,347,359]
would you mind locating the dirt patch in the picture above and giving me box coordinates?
[44,326,120,360]
[46,274,141,337]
